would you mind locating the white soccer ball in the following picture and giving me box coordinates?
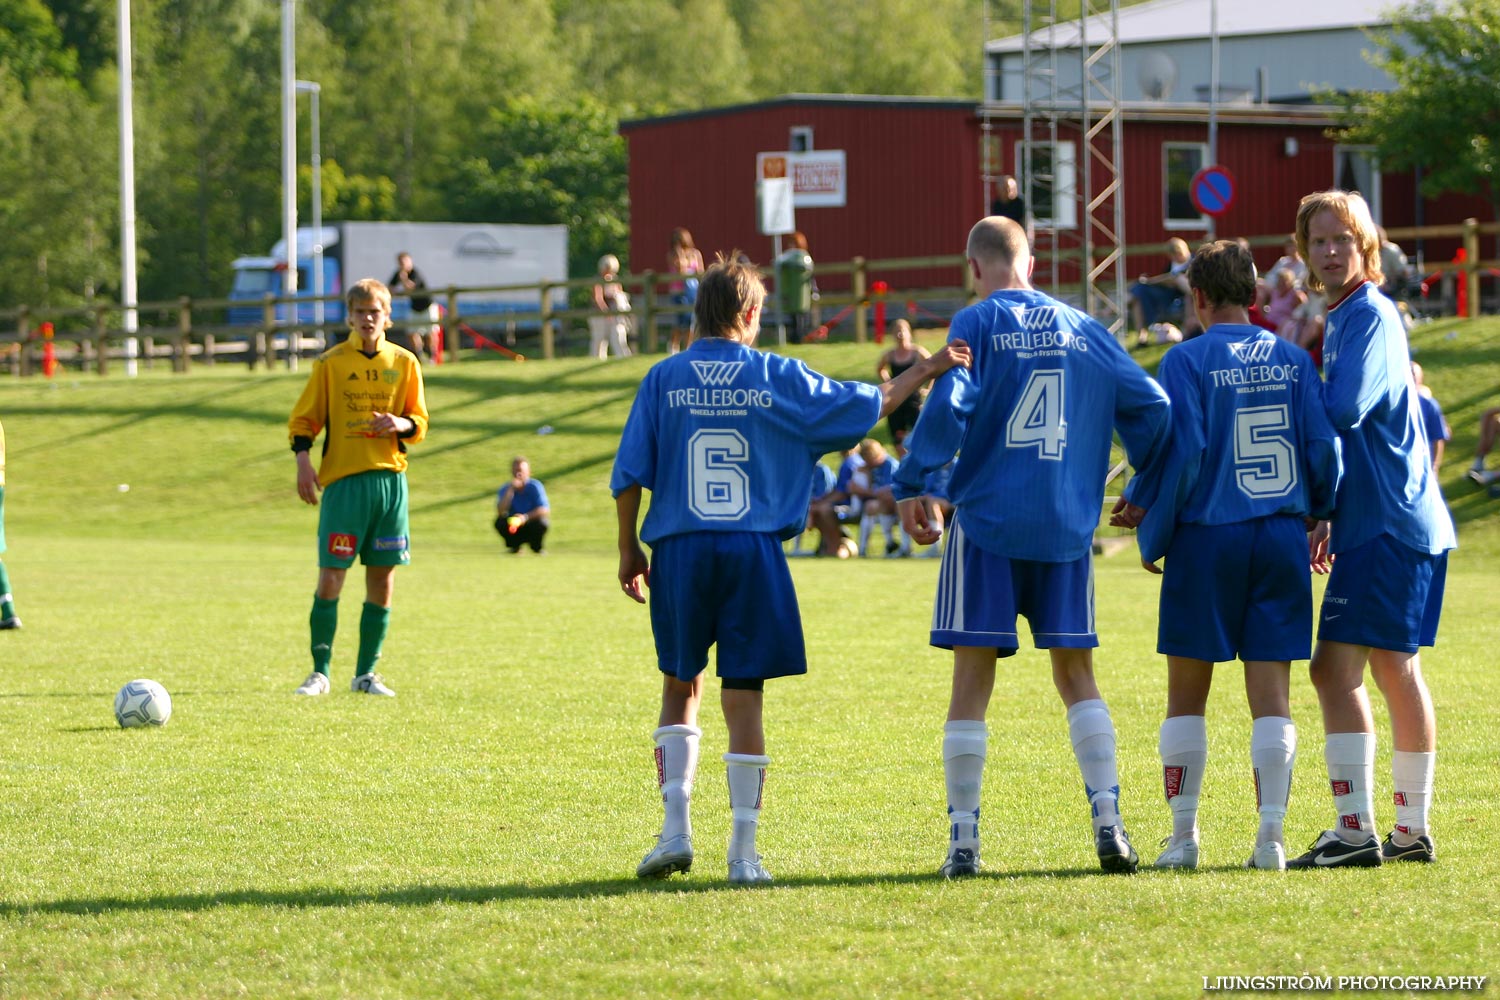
[114,679,172,728]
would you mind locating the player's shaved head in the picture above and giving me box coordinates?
[967,216,1030,270]
[965,216,1033,296]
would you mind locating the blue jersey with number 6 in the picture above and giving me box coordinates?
[892,289,1170,562]
[1126,324,1342,563]
[611,337,882,544]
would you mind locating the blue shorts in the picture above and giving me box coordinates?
[1320,534,1446,653]
[1158,516,1312,663]
[649,532,806,682]
[930,518,1097,655]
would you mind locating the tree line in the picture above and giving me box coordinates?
[0,0,980,312]
[6,0,1492,316]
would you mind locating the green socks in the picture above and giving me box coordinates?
[356,602,390,677]
[0,561,14,620]
[310,595,338,675]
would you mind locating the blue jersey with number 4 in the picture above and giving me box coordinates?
[611,337,882,544]
[893,288,1170,562]
[1126,324,1342,563]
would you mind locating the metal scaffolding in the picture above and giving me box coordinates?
[984,0,1127,332]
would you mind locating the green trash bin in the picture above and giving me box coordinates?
[775,249,814,342]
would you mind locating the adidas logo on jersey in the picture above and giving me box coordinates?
[691,360,745,386]
[1227,338,1275,364]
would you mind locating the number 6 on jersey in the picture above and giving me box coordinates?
[689,429,750,520]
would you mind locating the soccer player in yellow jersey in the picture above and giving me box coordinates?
[0,418,21,630]
[288,278,428,696]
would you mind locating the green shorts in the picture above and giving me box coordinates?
[317,470,410,569]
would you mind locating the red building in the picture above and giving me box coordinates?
[622,95,1489,305]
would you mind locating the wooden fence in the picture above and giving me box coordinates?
[2,220,1495,377]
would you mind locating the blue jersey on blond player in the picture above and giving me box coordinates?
[612,344,884,545]
[892,290,1170,561]
[1322,283,1454,556]
[1129,324,1342,563]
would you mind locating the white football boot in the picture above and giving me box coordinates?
[294,672,331,696]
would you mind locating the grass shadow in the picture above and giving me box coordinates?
[0,866,1157,918]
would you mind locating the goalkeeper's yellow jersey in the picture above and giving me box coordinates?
[288,334,428,488]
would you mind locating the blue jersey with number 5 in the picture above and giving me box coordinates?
[611,337,882,545]
[1126,324,1342,563]
[892,289,1170,562]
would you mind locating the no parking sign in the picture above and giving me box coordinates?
[1190,165,1236,217]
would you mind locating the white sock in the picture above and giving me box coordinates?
[724,753,770,862]
[1391,749,1435,839]
[1250,716,1296,847]
[943,720,988,852]
[1159,715,1207,842]
[1325,732,1376,842]
[857,515,873,557]
[1068,699,1122,830]
[1472,455,1487,472]
[652,725,701,841]
[879,513,896,544]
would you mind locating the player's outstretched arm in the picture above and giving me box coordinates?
[616,485,649,603]
[876,339,971,418]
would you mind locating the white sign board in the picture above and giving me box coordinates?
[758,176,795,235]
[757,150,847,209]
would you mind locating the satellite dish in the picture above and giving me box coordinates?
[1138,50,1178,101]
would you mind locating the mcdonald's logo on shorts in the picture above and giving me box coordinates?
[328,533,358,558]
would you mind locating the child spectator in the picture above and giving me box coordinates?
[589,254,632,359]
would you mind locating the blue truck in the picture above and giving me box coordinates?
[227,221,568,327]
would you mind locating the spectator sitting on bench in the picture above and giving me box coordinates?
[1130,238,1197,346]
[809,446,865,557]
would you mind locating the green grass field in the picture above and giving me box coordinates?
[0,320,1497,998]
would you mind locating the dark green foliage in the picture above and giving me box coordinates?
[1337,0,1500,216]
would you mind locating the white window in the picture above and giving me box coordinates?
[1014,140,1077,229]
[1334,145,1382,221]
[1164,142,1208,229]
[790,126,813,153]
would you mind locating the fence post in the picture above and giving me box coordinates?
[540,282,555,359]
[853,256,867,344]
[177,296,192,372]
[1464,217,1481,317]
[258,294,275,370]
[17,307,31,377]
[94,303,109,376]
[444,286,458,363]
[641,271,658,354]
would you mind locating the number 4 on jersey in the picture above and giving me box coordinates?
[1006,370,1067,459]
